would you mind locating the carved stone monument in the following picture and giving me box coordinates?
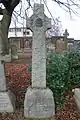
[24,3,55,118]
[63,29,69,51]
[56,38,65,53]
[0,15,15,112]
[0,60,15,112]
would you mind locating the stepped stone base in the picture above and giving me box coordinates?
[1,54,11,62]
[0,90,15,112]
[24,87,55,118]
[12,55,18,60]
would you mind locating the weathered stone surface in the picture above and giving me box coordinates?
[0,61,15,113]
[0,61,6,91]
[32,27,46,88]
[74,88,80,110]
[12,55,18,60]
[11,45,18,60]
[27,4,51,88]
[2,54,11,62]
[24,87,55,118]
[24,3,55,118]
[0,90,15,112]
[0,49,11,62]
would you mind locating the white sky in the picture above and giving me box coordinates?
[10,0,80,40]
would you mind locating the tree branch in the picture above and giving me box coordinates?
[0,0,20,14]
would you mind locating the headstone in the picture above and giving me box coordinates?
[0,19,15,112]
[0,61,15,112]
[68,43,74,52]
[68,42,80,53]
[74,88,80,111]
[55,38,65,53]
[11,45,18,60]
[24,3,55,119]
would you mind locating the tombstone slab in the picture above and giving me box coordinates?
[11,45,18,60]
[0,61,15,112]
[74,88,80,111]
[0,90,15,112]
[24,3,55,118]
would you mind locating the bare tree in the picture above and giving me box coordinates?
[0,0,20,55]
[47,17,63,37]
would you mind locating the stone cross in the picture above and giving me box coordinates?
[27,3,51,88]
[63,29,69,38]
[24,3,55,118]
[63,29,69,50]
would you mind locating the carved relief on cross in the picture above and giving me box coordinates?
[26,4,51,31]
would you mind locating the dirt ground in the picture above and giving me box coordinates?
[12,51,32,64]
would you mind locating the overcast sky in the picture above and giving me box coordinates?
[10,0,80,40]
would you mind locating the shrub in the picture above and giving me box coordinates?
[28,52,80,109]
[67,52,80,87]
[46,53,69,109]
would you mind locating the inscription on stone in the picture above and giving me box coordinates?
[0,93,9,109]
[28,98,53,113]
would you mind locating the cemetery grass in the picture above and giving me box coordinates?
[0,63,79,120]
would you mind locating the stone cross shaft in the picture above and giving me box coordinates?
[27,4,51,88]
[63,29,69,50]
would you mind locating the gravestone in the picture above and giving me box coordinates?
[0,17,15,112]
[11,45,18,60]
[56,38,65,53]
[74,88,80,111]
[0,61,15,112]
[24,3,55,118]
[63,29,69,50]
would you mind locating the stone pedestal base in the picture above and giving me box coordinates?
[74,88,80,110]
[24,87,55,118]
[1,54,11,62]
[12,55,18,60]
[0,90,15,112]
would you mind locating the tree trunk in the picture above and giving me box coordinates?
[1,9,12,55]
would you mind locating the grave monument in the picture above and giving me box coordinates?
[63,29,69,50]
[0,12,15,112]
[24,3,55,118]
[11,45,18,60]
